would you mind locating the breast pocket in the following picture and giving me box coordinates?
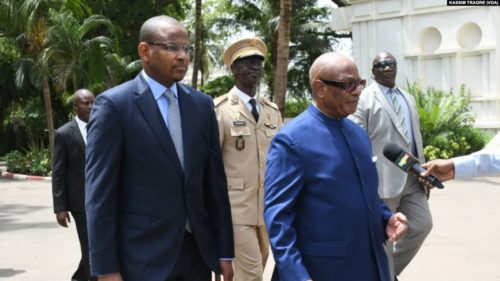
[265,128,277,138]
[230,127,251,137]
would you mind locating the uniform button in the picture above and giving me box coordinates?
[260,164,263,168]
[368,204,372,211]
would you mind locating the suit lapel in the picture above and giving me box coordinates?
[134,75,184,178]
[70,119,85,152]
[373,86,409,143]
[230,88,256,125]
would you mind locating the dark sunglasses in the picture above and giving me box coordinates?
[320,79,366,92]
[146,42,194,54]
[373,61,397,69]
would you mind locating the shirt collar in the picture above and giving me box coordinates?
[141,70,179,100]
[376,82,392,95]
[234,86,257,105]
[75,115,87,128]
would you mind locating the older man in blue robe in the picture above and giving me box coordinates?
[264,52,408,281]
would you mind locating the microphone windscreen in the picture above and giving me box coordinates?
[383,143,404,162]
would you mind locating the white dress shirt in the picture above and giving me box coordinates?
[75,116,88,145]
[141,70,179,129]
[234,87,260,114]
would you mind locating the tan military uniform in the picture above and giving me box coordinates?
[214,87,282,281]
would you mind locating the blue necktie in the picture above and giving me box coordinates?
[164,89,184,169]
[165,88,191,231]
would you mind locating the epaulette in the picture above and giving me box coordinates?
[261,97,279,111]
[214,94,229,107]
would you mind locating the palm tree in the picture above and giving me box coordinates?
[274,0,292,118]
[104,53,142,87]
[185,0,227,89]
[0,0,91,154]
[212,0,340,102]
[191,0,202,88]
[42,10,114,94]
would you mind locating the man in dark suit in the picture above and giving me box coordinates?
[52,89,96,281]
[85,16,234,281]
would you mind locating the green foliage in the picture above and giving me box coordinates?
[43,9,114,93]
[24,141,51,176]
[8,96,48,145]
[407,81,491,160]
[5,150,26,174]
[85,0,189,60]
[199,75,234,98]
[4,142,51,176]
[286,4,342,98]
[211,0,342,99]
[285,98,310,118]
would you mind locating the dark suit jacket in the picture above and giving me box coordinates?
[85,74,234,281]
[53,119,86,213]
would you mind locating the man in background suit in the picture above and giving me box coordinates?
[52,89,95,281]
[349,52,433,279]
[214,37,282,281]
[85,16,234,281]
[264,52,408,281]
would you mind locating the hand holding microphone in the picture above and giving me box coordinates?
[383,143,444,189]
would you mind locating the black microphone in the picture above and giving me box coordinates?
[383,143,444,189]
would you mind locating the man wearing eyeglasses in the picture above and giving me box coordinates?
[214,37,282,281]
[349,52,432,280]
[264,52,408,281]
[85,16,234,281]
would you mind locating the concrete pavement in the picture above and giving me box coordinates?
[1,176,499,281]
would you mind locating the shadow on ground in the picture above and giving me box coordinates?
[0,204,56,233]
[0,268,26,277]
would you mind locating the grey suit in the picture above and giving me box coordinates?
[349,81,432,277]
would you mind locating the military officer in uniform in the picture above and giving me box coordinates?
[214,37,283,281]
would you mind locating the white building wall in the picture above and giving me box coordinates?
[330,0,500,129]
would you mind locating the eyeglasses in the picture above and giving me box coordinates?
[320,79,366,92]
[146,42,194,54]
[373,61,397,69]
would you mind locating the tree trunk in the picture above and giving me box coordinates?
[273,0,292,119]
[42,76,55,156]
[191,0,202,89]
